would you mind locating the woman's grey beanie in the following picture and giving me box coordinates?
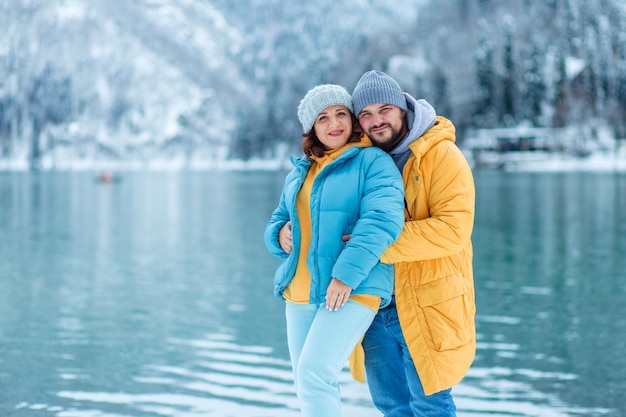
[352,70,408,116]
[297,84,353,132]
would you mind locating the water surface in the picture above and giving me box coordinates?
[0,170,624,416]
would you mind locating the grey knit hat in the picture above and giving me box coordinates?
[352,70,408,116]
[297,84,353,132]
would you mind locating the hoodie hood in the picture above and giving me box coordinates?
[389,93,436,171]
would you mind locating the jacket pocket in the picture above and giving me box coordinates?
[415,274,474,351]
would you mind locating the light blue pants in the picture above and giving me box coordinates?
[285,300,376,417]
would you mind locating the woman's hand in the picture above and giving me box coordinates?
[278,221,292,253]
[326,278,352,311]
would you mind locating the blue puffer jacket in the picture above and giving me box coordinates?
[264,142,405,307]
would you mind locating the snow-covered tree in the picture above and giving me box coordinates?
[1,0,625,168]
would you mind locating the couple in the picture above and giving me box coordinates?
[264,70,476,417]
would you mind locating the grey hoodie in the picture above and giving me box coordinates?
[389,93,436,172]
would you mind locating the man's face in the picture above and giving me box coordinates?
[357,103,407,152]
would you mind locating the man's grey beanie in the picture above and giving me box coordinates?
[352,70,408,115]
[297,84,353,132]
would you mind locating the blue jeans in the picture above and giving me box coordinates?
[285,300,376,417]
[362,297,457,417]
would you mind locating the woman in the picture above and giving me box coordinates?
[263,84,404,417]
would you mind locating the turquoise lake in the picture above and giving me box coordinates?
[0,170,624,416]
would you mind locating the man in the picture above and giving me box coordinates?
[351,70,476,416]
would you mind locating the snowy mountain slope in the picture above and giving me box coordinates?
[1,0,624,170]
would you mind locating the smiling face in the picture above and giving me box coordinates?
[313,105,353,150]
[357,103,408,152]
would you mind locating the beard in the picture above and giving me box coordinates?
[367,124,405,153]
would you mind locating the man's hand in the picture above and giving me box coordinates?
[326,278,352,311]
[278,221,292,253]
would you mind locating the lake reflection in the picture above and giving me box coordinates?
[0,170,624,417]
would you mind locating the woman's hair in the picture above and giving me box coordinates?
[302,113,363,160]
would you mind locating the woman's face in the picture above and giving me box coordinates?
[313,105,353,150]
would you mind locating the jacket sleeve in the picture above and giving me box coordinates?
[332,150,405,289]
[263,175,292,259]
[381,142,475,263]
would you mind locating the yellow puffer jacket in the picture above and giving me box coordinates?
[381,116,476,395]
[350,116,476,395]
